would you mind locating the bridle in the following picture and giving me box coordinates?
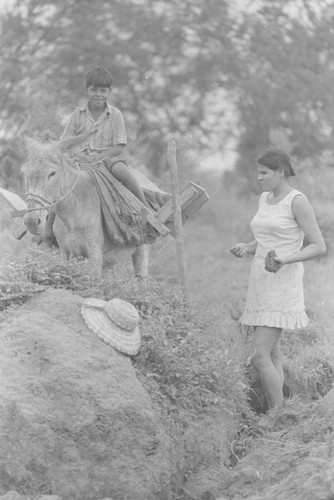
[25,170,81,214]
[11,162,81,218]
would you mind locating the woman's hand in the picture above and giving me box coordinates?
[230,243,248,258]
[265,250,283,273]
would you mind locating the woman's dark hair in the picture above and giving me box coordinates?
[256,149,296,177]
[85,67,113,89]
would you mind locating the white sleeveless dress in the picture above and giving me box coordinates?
[240,189,309,329]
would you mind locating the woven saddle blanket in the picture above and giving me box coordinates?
[81,160,169,246]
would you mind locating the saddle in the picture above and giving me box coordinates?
[43,160,170,248]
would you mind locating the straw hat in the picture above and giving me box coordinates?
[81,297,141,355]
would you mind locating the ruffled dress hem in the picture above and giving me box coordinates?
[240,309,309,330]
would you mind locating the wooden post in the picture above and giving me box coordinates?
[167,139,189,307]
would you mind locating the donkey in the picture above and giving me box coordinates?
[21,132,153,279]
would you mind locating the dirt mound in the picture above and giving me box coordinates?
[0,493,61,500]
[225,394,334,500]
[0,288,173,500]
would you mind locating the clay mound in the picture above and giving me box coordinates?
[0,288,172,500]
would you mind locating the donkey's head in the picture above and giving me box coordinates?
[21,129,95,235]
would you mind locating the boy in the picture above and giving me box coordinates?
[60,66,149,207]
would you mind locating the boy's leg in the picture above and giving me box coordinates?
[110,161,150,208]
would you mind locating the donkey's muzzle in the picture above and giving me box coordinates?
[24,212,42,235]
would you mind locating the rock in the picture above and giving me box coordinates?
[184,463,232,500]
[183,413,235,469]
[35,496,62,500]
[0,288,172,500]
[0,492,29,500]
[181,413,235,499]
[0,496,63,500]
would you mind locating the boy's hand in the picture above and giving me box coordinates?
[79,153,100,165]
[77,126,98,137]
[230,243,247,258]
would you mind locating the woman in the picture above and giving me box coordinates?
[231,149,326,410]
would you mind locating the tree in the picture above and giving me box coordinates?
[0,0,333,191]
[0,0,240,184]
[233,0,334,185]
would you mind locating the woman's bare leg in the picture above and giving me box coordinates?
[271,338,285,388]
[250,326,283,409]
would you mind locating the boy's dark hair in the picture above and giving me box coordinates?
[85,67,113,89]
[257,149,296,177]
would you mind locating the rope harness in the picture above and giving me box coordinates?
[12,156,166,247]
[11,162,81,218]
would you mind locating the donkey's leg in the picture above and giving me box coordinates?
[84,239,104,280]
[132,245,149,277]
[88,255,103,280]
[59,248,69,262]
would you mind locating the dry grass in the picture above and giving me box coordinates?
[223,396,334,500]
[165,178,334,499]
[1,170,334,500]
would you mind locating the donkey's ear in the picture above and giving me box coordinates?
[20,134,40,152]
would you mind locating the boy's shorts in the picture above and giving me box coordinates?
[103,157,129,172]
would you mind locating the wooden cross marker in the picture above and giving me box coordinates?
[167,139,189,307]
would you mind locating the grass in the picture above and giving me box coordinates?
[151,178,334,498]
[1,170,334,499]
[183,180,334,499]
[0,244,253,480]
[222,395,334,500]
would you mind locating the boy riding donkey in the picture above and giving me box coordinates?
[45,66,154,245]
